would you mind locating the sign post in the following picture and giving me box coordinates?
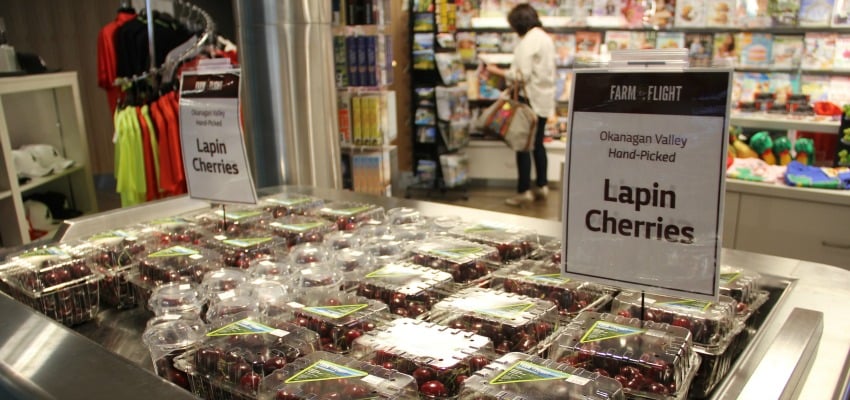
[562,51,732,301]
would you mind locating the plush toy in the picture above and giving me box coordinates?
[794,138,815,166]
[748,131,776,165]
[772,136,792,166]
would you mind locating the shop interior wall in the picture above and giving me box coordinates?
[0,0,413,188]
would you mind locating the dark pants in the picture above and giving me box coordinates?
[516,115,548,193]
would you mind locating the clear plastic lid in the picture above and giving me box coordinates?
[281,289,389,353]
[257,351,419,400]
[611,291,740,354]
[138,216,206,247]
[289,243,333,266]
[386,207,422,225]
[135,244,218,286]
[248,259,293,282]
[409,238,501,283]
[2,251,99,297]
[200,268,249,301]
[292,261,344,290]
[491,259,615,316]
[243,279,292,317]
[260,192,325,217]
[448,221,539,261]
[361,234,410,264]
[148,282,204,317]
[356,221,393,239]
[268,215,337,247]
[204,235,284,269]
[317,202,385,231]
[429,288,558,354]
[8,243,75,266]
[458,352,626,400]
[719,265,765,316]
[391,222,431,242]
[192,206,272,237]
[75,232,147,274]
[142,315,206,361]
[324,230,362,250]
[430,215,462,234]
[354,261,454,317]
[549,312,697,399]
[350,318,494,398]
[205,292,260,324]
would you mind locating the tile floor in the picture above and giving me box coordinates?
[411,184,563,222]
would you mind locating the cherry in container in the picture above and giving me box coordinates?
[193,207,273,237]
[201,268,250,302]
[130,244,218,308]
[139,216,206,247]
[458,352,626,400]
[206,290,261,325]
[278,289,389,353]
[354,261,454,318]
[548,312,700,400]
[257,351,419,400]
[143,315,206,390]
[289,243,333,266]
[611,291,741,354]
[719,265,769,324]
[324,230,362,250]
[0,245,102,326]
[349,318,495,398]
[268,215,337,248]
[331,248,374,290]
[291,261,344,292]
[386,207,422,225]
[491,259,614,316]
[409,238,501,284]
[448,221,539,262]
[317,202,385,231]
[247,259,293,283]
[360,233,410,264]
[205,235,285,269]
[149,282,205,319]
[77,230,148,309]
[260,192,324,218]
[429,287,559,355]
[173,312,321,400]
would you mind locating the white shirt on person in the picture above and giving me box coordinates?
[504,26,556,118]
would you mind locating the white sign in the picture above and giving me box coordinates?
[562,70,731,300]
[179,70,257,204]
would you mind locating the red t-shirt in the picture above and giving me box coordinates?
[97,11,136,113]
[158,92,186,195]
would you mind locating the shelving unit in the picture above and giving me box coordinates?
[0,72,97,247]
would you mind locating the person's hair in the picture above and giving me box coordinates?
[507,4,542,36]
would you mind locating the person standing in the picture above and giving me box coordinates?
[485,4,556,206]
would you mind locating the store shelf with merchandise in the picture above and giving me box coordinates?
[0,72,97,248]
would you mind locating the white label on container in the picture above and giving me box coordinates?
[179,284,192,290]
[161,314,182,320]
[361,374,385,386]
[565,375,590,385]
[269,329,290,337]
[518,270,534,276]
[301,269,313,275]
[189,254,204,260]
[287,302,305,309]
[645,329,666,338]
[218,291,236,300]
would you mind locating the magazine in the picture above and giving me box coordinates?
[799,0,834,26]
[833,0,850,26]
[675,0,706,26]
[833,34,850,70]
[769,0,801,26]
[456,32,477,63]
[685,33,714,66]
[772,35,805,69]
[739,33,773,67]
[552,33,577,67]
[706,0,736,26]
[631,31,658,49]
[737,0,771,27]
[657,31,686,49]
[456,0,480,28]
[476,33,502,53]
[768,72,800,103]
[802,32,837,70]
[575,31,603,64]
[801,74,831,101]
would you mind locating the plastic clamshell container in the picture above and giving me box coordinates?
[331,248,374,289]
[205,291,260,324]
[409,238,501,283]
[131,244,219,308]
[611,291,741,354]
[278,289,390,353]
[247,259,292,282]
[0,248,102,326]
[193,207,272,237]
[360,234,410,264]
[447,221,539,261]
[317,202,385,231]
[719,265,769,321]
[75,230,148,309]
[260,192,325,217]
[458,352,626,400]
[268,215,337,247]
[148,282,204,319]
[200,268,249,302]
[138,216,206,247]
[690,327,754,399]
[429,287,559,355]
[349,318,495,398]
[289,242,333,266]
[324,230,362,250]
[204,235,284,269]
[386,207,422,225]
[491,259,615,316]
[354,261,454,318]
[258,351,419,400]
[7,243,76,265]
[243,279,293,316]
[142,315,206,391]
[548,312,699,400]
[292,262,344,291]
[173,312,321,400]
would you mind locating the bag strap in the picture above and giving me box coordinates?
[512,70,526,101]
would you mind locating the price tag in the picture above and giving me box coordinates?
[562,61,730,301]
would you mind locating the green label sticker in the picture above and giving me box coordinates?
[302,304,369,319]
[463,223,504,233]
[267,197,311,206]
[148,245,199,258]
[20,247,68,258]
[528,274,570,284]
[90,230,130,240]
[427,246,485,261]
[323,205,373,217]
[720,272,740,285]
[206,318,277,336]
[270,221,327,232]
[221,237,273,248]
[284,360,368,383]
[489,361,571,384]
[659,299,713,312]
[476,302,535,319]
[214,209,262,220]
[365,264,422,278]
[580,321,645,343]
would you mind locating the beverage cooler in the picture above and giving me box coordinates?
[0,186,847,400]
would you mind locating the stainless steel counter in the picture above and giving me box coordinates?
[7,186,850,399]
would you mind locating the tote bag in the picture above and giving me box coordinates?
[474,75,537,152]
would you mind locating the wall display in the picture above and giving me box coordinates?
[563,69,731,300]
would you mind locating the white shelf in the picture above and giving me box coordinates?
[18,165,85,193]
[0,189,10,200]
[730,113,841,134]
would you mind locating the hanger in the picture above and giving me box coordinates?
[117,0,135,13]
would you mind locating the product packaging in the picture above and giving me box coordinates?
[719,265,769,324]
[268,215,337,247]
[148,282,205,319]
[130,244,218,309]
[409,237,501,283]
[354,261,454,317]
[260,192,325,218]
[447,221,539,261]
[193,207,273,237]
[317,201,385,230]
[204,235,285,269]
[76,229,148,309]
[142,315,206,391]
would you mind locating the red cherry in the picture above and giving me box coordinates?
[617,310,631,318]
[276,389,300,400]
[412,367,435,384]
[672,316,692,330]
[343,384,369,397]
[647,382,669,394]
[737,302,748,313]
[469,355,490,371]
[344,329,363,345]
[593,368,610,377]
[264,356,287,374]
[419,380,448,397]
[614,374,629,386]
[240,371,262,392]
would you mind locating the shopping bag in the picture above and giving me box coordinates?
[473,76,537,152]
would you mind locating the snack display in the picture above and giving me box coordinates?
[612,291,740,353]
[205,236,284,269]
[349,318,495,398]
[193,207,273,237]
[549,312,699,399]
[142,316,206,390]
[429,288,558,354]
[317,202,385,231]
[0,246,102,326]
[148,282,205,319]
[719,265,769,321]
[258,351,419,400]
[448,221,538,261]
[173,313,321,400]
[268,215,337,247]
[457,352,626,400]
[279,290,390,353]
[201,268,250,301]
[354,261,454,317]
[77,230,148,309]
[409,238,501,283]
[131,244,218,307]
[260,192,324,218]
[491,259,614,316]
